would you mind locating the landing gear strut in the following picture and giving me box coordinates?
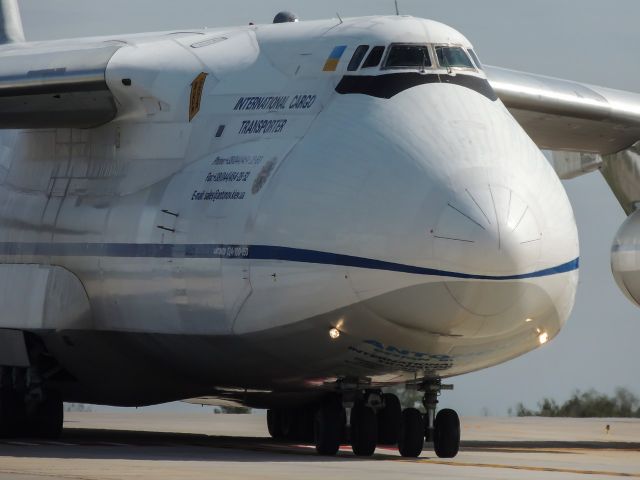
[422,379,460,458]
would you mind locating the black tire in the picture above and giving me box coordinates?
[28,392,63,439]
[398,408,424,458]
[314,401,344,456]
[294,407,315,443]
[267,409,285,440]
[350,402,377,456]
[278,408,295,440]
[377,393,401,445]
[433,408,460,458]
[0,390,25,438]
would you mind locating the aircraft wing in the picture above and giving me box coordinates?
[0,42,120,128]
[486,65,640,156]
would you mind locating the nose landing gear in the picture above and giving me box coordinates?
[266,378,461,459]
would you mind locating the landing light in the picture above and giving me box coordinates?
[538,331,549,345]
[329,328,341,340]
[525,318,533,323]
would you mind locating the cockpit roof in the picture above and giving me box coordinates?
[256,15,475,52]
[324,16,474,50]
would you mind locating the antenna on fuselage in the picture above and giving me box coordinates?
[336,12,343,24]
[394,0,400,15]
[0,0,24,43]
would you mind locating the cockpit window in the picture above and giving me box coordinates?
[361,46,386,68]
[468,49,483,69]
[435,46,475,69]
[384,44,431,69]
[348,45,370,71]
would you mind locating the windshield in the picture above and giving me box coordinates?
[435,46,474,69]
[348,45,370,71]
[384,45,431,69]
[362,46,386,68]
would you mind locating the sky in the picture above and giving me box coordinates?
[16,0,640,416]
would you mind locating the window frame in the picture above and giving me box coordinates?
[467,49,483,70]
[381,42,434,71]
[433,44,477,72]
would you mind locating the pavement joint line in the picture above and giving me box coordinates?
[401,459,640,478]
[0,469,96,480]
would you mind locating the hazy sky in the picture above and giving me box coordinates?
[16,0,640,416]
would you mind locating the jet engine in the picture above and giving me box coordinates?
[611,208,640,306]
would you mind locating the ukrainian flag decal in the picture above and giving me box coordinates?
[323,45,347,72]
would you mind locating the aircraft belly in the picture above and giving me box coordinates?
[39,269,574,405]
[91,257,226,334]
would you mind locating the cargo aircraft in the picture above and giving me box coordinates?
[2,0,640,459]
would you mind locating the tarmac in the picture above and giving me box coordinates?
[0,412,638,479]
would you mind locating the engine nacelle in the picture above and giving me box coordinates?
[611,208,640,307]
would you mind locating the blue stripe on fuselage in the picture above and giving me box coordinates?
[0,242,578,281]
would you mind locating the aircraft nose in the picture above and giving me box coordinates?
[349,175,578,339]
[431,184,542,277]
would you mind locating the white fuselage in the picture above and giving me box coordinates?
[0,16,578,405]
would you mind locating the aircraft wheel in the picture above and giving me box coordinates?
[278,408,295,440]
[28,391,63,439]
[267,409,285,439]
[433,408,460,458]
[350,401,377,456]
[0,390,25,438]
[398,407,424,457]
[377,393,401,445]
[293,407,315,443]
[314,400,344,455]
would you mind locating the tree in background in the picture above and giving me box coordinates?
[391,386,423,409]
[515,388,640,417]
[214,406,251,414]
[64,403,92,412]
